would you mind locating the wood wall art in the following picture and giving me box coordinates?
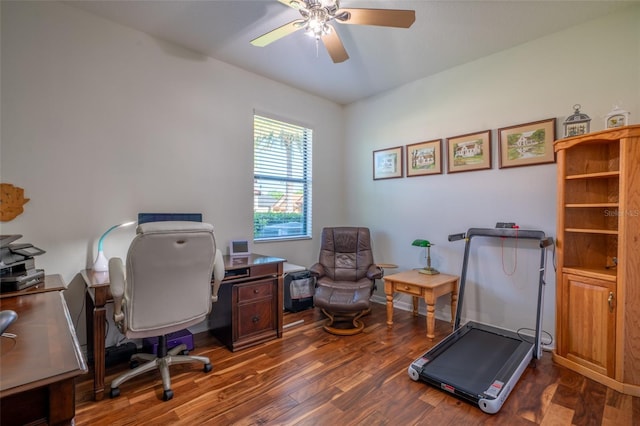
[1,183,30,221]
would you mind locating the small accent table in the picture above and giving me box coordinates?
[383,270,459,339]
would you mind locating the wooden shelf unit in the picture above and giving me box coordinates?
[553,125,640,396]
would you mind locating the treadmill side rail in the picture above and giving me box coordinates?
[478,345,534,414]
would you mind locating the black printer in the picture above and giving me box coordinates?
[0,234,46,292]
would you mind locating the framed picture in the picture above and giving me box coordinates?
[446,130,492,173]
[498,118,556,169]
[406,139,442,177]
[373,146,404,180]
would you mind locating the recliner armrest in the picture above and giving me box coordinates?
[366,264,383,280]
[308,263,326,279]
[211,249,224,303]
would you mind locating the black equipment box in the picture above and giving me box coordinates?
[1,235,46,293]
[284,270,314,312]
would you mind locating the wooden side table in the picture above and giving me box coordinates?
[383,270,459,339]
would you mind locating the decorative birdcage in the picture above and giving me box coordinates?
[563,104,591,137]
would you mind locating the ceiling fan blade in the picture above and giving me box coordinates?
[336,8,416,28]
[278,0,307,10]
[321,25,349,63]
[251,19,306,47]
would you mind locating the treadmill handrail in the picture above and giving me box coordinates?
[466,227,545,241]
[449,229,553,247]
[450,227,553,360]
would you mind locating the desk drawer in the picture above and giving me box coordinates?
[249,263,278,278]
[395,282,423,296]
[237,281,273,303]
[237,299,274,337]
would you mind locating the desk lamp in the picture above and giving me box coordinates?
[412,239,439,275]
[93,221,136,272]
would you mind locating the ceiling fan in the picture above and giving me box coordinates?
[251,0,416,63]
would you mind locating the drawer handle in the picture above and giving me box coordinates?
[252,316,260,323]
[254,289,260,294]
[404,285,411,290]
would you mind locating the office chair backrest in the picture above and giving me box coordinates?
[318,227,375,282]
[124,221,216,335]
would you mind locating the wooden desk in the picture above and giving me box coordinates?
[0,291,87,426]
[0,274,66,299]
[383,270,459,339]
[209,254,285,352]
[81,253,285,400]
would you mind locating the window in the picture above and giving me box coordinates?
[253,114,312,241]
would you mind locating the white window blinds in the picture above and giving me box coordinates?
[253,114,312,240]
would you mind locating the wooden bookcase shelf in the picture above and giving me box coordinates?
[553,125,640,396]
[566,171,620,180]
[565,228,618,235]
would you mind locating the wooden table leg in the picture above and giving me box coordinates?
[86,289,106,401]
[412,296,419,316]
[424,289,436,339]
[425,301,436,339]
[450,279,459,326]
[48,378,76,425]
[386,292,394,327]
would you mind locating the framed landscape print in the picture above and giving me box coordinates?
[373,146,403,180]
[498,118,556,169]
[446,130,492,173]
[406,139,442,177]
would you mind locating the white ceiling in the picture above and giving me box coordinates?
[66,0,637,105]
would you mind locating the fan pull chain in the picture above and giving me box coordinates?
[315,38,320,58]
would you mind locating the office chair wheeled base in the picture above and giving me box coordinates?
[321,308,366,336]
[110,342,212,401]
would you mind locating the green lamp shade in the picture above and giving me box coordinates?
[412,239,432,247]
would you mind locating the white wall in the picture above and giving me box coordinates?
[2,1,638,349]
[345,5,640,345]
[1,1,346,344]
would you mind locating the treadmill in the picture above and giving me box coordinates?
[407,227,553,414]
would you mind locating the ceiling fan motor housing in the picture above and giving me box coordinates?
[251,0,416,63]
[302,0,340,38]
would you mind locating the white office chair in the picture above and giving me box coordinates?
[108,221,224,401]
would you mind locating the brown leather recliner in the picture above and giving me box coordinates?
[310,227,383,335]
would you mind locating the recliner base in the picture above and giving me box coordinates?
[321,308,366,335]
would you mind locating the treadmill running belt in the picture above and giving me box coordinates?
[423,328,522,394]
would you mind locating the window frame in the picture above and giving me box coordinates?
[253,113,313,242]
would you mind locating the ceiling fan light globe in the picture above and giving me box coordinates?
[306,15,327,38]
[319,0,338,8]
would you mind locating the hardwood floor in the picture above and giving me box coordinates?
[74,303,639,425]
